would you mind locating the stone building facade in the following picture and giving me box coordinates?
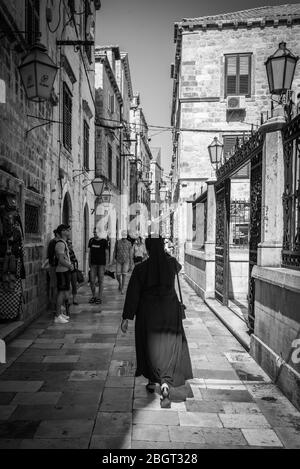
[0,0,100,328]
[150,147,163,204]
[171,4,300,268]
[94,46,133,255]
[129,94,152,236]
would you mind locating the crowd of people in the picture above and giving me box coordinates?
[45,227,153,323]
[45,228,190,408]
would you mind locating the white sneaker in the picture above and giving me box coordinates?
[61,313,69,320]
[54,315,69,324]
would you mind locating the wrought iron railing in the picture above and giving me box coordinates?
[282,114,300,270]
[216,130,264,182]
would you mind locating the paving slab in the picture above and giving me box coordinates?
[90,434,131,449]
[0,381,44,392]
[94,412,132,435]
[133,409,179,426]
[11,392,61,406]
[241,428,284,447]
[219,413,271,428]
[179,411,223,428]
[34,419,94,439]
[132,424,170,442]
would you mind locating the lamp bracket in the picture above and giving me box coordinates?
[25,118,62,138]
[72,169,96,180]
[57,40,94,47]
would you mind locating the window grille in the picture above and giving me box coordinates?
[83,120,89,169]
[25,203,39,234]
[108,143,112,181]
[225,53,251,97]
[63,83,72,151]
[26,0,40,46]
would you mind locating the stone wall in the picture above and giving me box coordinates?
[0,0,97,322]
[251,267,300,410]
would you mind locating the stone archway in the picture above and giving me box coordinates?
[62,192,72,226]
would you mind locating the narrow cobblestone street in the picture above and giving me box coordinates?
[0,275,299,449]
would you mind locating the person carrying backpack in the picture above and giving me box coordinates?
[54,224,74,324]
[47,229,58,312]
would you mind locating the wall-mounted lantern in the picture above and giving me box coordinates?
[208,137,223,169]
[19,41,58,102]
[265,42,298,96]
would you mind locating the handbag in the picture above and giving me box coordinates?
[175,267,186,320]
[76,270,84,284]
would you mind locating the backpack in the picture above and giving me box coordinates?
[48,239,66,267]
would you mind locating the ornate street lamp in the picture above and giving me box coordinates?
[100,184,112,205]
[208,136,223,169]
[19,41,58,102]
[160,185,168,202]
[265,42,298,96]
[91,177,105,197]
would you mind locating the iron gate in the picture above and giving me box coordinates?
[215,131,264,329]
[248,150,263,331]
[215,179,230,304]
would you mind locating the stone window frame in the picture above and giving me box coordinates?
[224,52,252,98]
[24,188,44,244]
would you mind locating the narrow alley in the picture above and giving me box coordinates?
[0,276,299,450]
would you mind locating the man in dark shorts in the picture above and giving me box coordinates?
[55,224,74,323]
[88,229,109,304]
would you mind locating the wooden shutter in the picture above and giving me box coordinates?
[225,54,251,96]
[225,56,237,96]
[84,121,89,169]
[239,55,250,95]
[108,144,112,181]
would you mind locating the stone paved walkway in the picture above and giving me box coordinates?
[0,274,299,449]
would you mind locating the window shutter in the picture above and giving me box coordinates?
[239,55,250,95]
[223,135,238,159]
[226,56,237,95]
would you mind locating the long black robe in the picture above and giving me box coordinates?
[122,256,193,387]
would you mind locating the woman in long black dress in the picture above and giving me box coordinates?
[121,237,193,408]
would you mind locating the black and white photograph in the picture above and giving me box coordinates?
[0,0,299,457]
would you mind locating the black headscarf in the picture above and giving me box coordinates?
[145,237,172,289]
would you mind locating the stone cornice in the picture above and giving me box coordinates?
[120,53,133,100]
[95,53,123,105]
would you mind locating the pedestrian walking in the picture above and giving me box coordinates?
[121,236,193,408]
[46,229,58,312]
[67,239,79,305]
[133,236,147,265]
[113,230,133,294]
[54,224,74,324]
[88,229,109,304]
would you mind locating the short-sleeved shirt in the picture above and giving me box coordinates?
[115,238,132,263]
[55,239,71,273]
[88,237,108,265]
